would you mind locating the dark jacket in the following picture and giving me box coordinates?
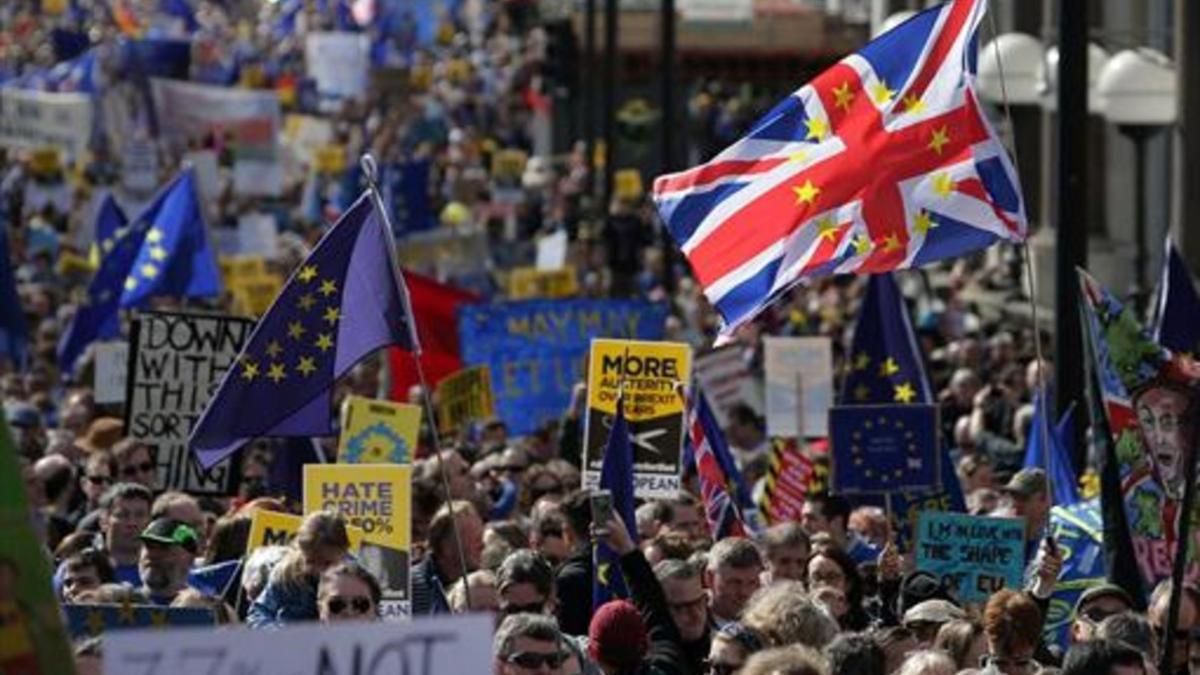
[247,576,317,628]
[410,555,450,616]
[555,545,594,637]
[617,549,694,675]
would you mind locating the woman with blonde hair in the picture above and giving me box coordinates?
[247,511,351,628]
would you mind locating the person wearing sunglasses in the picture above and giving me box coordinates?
[494,613,570,675]
[1069,584,1135,645]
[113,438,158,489]
[318,562,381,623]
[76,451,116,522]
[496,550,598,675]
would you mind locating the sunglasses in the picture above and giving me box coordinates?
[500,601,546,615]
[505,651,568,669]
[122,461,155,477]
[326,596,373,616]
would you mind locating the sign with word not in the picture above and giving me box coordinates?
[916,511,1026,603]
[105,613,492,675]
[435,366,495,435]
[584,339,692,497]
[245,509,365,555]
[338,395,420,464]
[126,312,254,494]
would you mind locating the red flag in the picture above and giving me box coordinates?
[388,271,479,402]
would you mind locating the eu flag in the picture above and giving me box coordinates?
[89,194,127,267]
[1022,389,1081,505]
[0,226,27,367]
[839,273,964,542]
[190,193,416,469]
[593,398,639,609]
[1153,239,1200,356]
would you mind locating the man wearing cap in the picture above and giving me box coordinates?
[905,599,967,648]
[1000,468,1052,545]
[1070,585,1135,645]
[139,518,199,605]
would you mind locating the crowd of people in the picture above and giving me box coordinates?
[0,2,1190,675]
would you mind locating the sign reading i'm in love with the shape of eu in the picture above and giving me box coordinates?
[916,511,1026,603]
[829,404,939,494]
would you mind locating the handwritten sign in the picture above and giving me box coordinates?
[584,339,692,497]
[126,312,254,495]
[0,88,94,159]
[434,366,495,435]
[104,613,493,675]
[915,512,1026,603]
[338,396,420,464]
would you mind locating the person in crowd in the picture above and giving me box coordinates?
[248,511,351,628]
[112,439,157,489]
[825,632,885,675]
[74,451,115,525]
[904,599,967,648]
[725,404,769,469]
[1147,580,1200,675]
[1070,585,1136,645]
[531,510,570,567]
[494,613,570,675]
[997,468,1052,552]
[741,581,838,649]
[138,518,200,605]
[934,618,988,671]
[94,482,152,585]
[739,645,829,675]
[759,522,811,584]
[982,589,1045,675]
[705,537,763,626]
[172,588,238,624]
[801,493,878,564]
[448,570,500,614]
[1097,613,1158,673]
[33,453,75,549]
[555,490,595,637]
[806,544,871,631]
[895,650,956,675]
[654,558,712,671]
[412,499,484,615]
[708,622,766,675]
[316,562,381,623]
[60,548,114,602]
[1061,639,1147,675]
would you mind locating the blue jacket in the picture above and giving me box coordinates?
[409,556,449,616]
[246,576,317,628]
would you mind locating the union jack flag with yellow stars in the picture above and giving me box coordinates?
[189,193,416,469]
[653,0,1025,334]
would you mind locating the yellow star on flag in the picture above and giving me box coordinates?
[148,245,168,261]
[852,234,872,256]
[928,126,950,155]
[117,598,136,625]
[315,333,333,352]
[298,265,318,283]
[853,353,871,371]
[913,210,936,235]
[265,340,283,358]
[932,173,956,197]
[832,81,855,112]
[287,321,307,340]
[140,263,158,279]
[319,279,338,297]
[146,228,163,244]
[124,277,137,291]
[241,360,259,381]
[85,609,106,636]
[150,610,169,628]
[871,80,894,105]
[788,149,809,164]
[793,180,820,206]
[880,357,900,377]
[297,293,316,311]
[881,233,902,252]
[296,355,317,376]
[323,306,340,325]
[903,93,926,114]
[854,384,871,401]
[598,562,611,585]
[816,217,838,243]
[805,117,829,141]
[894,382,917,403]
[267,363,287,383]
[101,239,114,253]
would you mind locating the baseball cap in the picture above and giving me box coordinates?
[140,518,200,554]
[1074,583,1134,618]
[1000,467,1048,498]
[904,599,967,625]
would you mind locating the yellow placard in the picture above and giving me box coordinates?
[314,145,346,174]
[615,169,644,201]
[507,266,579,300]
[303,464,411,550]
[337,396,421,464]
[29,147,61,175]
[586,339,692,420]
[229,273,284,317]
[245,509,365,555]
[491,149,528,180]
[435,366,496,434]
[218,256,269,286]
[42,0,67,14]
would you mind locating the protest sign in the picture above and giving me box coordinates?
[459,299,669,435]
[338,395,421,464]
[305,32,370,102]
[236,212,279,258]
[232,158,284,197]
[282,114,334,166]
[614,169,644,201]
[693,346,762,429]
[397,229,490,281]
[763,336,833,438]
[915,512,1025,603]
[105,613,492,675]
[584,339,692,497]
[829,404,939,494]
[94,340,129,405]
[304,464,412,619]
[121,138,159,194]
[0,415,76,675]
[218,256,268,283]
[245,509,366,555]
[0,88,93,158]
[759,438,816,525]
[434,366,496,435]
[63,604,215,639]
[126,311,254,494]
[508,266,579,300]
[150,79,280,160]
[536,230,569,270]
[229,271,284,317]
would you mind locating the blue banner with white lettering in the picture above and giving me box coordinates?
[457,300,668,435]
[830,404,938,494]
[915,512,1025,603]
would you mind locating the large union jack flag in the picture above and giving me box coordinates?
[653,0,1026,333]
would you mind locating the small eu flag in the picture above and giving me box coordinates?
[1022,389,1081,506]
[831,404,939,494]
[593,398,639,609]
[190,192,416,469]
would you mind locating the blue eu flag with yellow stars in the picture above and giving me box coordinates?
[189,192,416,469]
[839,273,965,541]
[593,397,639,610]
[1153,239,1200,357]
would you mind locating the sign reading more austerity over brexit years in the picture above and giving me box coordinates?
[434,366,496,435]
[337,396,421,464]
[916,511,1026,603]
[829,404,939,494]
[126,312,254,495]
[584,339,692,497]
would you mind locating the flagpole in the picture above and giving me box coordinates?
[359,154,473,611]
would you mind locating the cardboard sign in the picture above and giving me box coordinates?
[304,464,413,620]
[915,512,1026,603]
[584,339,692,497]
[126,312,254,495]
[63,603,215,639]
[338,396,421,464]
[94,340,129,405]
[105,614,493,674]
[434,366,496,435]
[829,404,939,494]
[763,336,833,438]
[0,88,94,159]
[229,272,284,318]
[508,266,579,300]
[693,346,763,429]
[245,509,365,555]
[219,256,268,283]
[305,32,370,101]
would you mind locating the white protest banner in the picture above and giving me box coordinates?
[105,613,492,675]
[763,336,833,438]
[0,88,93,158]
[121,138,158,194]
[236,212,279,258]
[694,346,762,429]
[536,230,569,270]
[93,341,129,405]
[305,32,370,101]
[126,312,254,494]
[232,158,283,198]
